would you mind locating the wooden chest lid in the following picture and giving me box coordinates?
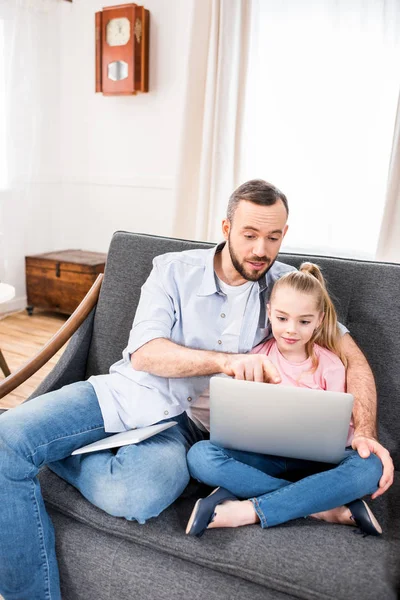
[25,249,107,274]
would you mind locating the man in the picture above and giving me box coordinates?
[0,180,394,600]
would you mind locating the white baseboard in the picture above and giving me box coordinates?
[0,295,27,317]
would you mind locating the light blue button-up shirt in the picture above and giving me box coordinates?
[89,244,299,431]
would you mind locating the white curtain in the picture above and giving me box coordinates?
[376,93,400,262]
[173,0,252,242]
[0,0,56,311]
[239,0,400,259]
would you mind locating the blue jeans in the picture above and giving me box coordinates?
[0,381,206,600]
[187,441,383,528]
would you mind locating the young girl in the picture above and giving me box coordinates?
[186,263,383,537]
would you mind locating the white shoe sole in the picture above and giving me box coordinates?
[185,487,221,535]
[361,500,382,534]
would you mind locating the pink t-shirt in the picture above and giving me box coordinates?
[251,339,354,445]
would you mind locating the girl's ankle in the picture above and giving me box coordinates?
[209,500,259,529]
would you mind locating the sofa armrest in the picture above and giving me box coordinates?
[28,307,96,400]
[0,308,96,416]
[0,274,102,404]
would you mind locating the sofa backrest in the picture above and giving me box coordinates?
[86,231,400,464]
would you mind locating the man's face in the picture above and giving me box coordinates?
[223,199,288,282]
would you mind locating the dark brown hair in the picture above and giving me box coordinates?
[227,179,289,222]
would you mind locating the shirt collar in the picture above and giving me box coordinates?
[197,243,224,296]
[197,242,268,296]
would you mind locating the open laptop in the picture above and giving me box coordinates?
[71,421,177,455]
[209,377,353,464]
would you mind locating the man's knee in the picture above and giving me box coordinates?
[0,411,29,458]
[0,414,33,480]
[89,452,191,523]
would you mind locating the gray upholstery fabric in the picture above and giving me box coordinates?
[51,511,294,600]
[9,231,400,599]
[28,308,96,400]
[40,468,399,600]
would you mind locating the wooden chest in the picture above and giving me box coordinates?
[25,249,107,315]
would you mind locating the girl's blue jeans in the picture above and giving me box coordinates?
[187,440,383,528]
[0,381,206,600]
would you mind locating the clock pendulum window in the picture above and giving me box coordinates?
[95,3,149,96]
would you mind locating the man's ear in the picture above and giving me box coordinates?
[267,303,271,318]
[222,218,230,241]
[282,224,289,239]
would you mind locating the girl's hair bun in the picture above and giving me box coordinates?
[299,262,326,288]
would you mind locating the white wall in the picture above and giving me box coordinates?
[0,3,62,313]
[55,0,192,251]
[1,0,195,314]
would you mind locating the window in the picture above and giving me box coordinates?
[240,0,400,259]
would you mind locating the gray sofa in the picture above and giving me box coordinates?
[8,231,400,599]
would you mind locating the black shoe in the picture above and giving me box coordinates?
[346,499,382,537]
[186,487,237,538]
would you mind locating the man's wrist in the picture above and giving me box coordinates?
[353,429,377,441]
[215,351,231,375]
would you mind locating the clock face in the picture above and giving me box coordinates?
[106,17,131,47]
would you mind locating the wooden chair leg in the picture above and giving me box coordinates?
[0,349,11,377]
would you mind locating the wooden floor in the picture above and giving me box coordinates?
[0,309,68,409]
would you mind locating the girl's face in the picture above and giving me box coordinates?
[267,285,324,357]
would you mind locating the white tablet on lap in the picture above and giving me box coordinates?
[71,421,177,455]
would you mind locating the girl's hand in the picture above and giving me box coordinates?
[351,436,394,499]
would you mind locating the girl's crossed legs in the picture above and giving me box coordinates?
[187,440,383,530]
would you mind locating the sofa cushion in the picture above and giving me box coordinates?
[51,509,294,600]
[40,468,399,600]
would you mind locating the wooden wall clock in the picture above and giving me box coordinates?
[95,3,149,95]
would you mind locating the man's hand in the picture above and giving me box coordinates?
[223,354,281,383]
[131,339,282,380]
[351,436,394,499]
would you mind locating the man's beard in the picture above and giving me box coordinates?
[228,235,274,282]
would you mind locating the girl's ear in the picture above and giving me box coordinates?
[316,312,324,329]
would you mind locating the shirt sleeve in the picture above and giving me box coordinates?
[338,321,349,336]
[125,259,176,355]
[323,362,346,392]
